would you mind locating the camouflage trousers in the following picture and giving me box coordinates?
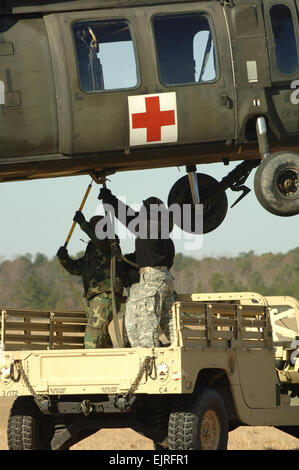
[124,267,175,348]
[85,292,122,348]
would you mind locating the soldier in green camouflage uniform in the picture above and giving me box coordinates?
[57,211,123,349]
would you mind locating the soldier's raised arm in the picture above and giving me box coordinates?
[98,187,138,230]
[73,211,109,252]
[56,246,84,276]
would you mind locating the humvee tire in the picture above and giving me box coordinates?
[168,388,228,450]
[7,396,52,450]
[167,173,228,234]
[254,151,299,216]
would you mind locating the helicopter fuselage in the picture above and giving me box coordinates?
[0,0,298,183]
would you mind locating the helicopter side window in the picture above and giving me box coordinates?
[153,13,217,86]
[270,4,298,75]
[72,20,138,92]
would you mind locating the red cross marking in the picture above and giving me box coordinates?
[131,96,176,142]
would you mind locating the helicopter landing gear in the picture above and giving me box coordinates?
[168,159,262,235]
[253,116,299,216]
[167,169,228,234]
[254,151,299,216]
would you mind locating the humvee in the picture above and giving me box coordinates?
[0,0,299,234]
[1,291,299,450]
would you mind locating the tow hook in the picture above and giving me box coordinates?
[115,394,135,411]
[34,396,52,414]
[80,399,93,416]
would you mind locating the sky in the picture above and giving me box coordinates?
[1,161,298,261]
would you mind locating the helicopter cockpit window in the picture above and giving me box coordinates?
[72,20,138,92]
[270,4,298,75]
[153,13,217,86]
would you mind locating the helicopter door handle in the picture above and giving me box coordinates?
[221,94,233,109]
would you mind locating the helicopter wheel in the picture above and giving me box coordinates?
[167,173,228,234]
[254,152,299,216]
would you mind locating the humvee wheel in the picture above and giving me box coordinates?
[167,173,228,234]
[7,396,52,450]
[168,388,228,450]
[254,151,299,216]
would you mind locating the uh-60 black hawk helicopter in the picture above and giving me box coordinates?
[0,0,298,234]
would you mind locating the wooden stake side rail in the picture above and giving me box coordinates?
[0,308,87,350]
[177,301,273,349]
[0,300,274,351]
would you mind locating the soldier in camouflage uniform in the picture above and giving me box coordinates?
[126,266,175,348]
[57,211,123,349]
[99,189,175,348]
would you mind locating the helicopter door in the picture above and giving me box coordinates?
[44,4,235,155]
[263,0,299,136]
[44,12,140,155]
[150,5,236,146]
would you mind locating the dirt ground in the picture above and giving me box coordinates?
[1,397,299,451]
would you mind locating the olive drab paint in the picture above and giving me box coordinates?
[0,0,298,230]
[0,81,4,105]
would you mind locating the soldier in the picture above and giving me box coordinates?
[98,188,175,348]
[57,211,124,349]
[118,251,139,347]
[119,252,140,295]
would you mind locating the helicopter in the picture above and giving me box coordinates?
[0,0,298,234]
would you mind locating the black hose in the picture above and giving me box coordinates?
[120,254,139,269]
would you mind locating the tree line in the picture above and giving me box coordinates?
[0,247,298,310]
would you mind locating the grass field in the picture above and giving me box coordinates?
[1,397,298,450]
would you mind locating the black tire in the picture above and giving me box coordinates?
[168,388,228,450]
[7,396,52,450]
[254,151,299,216]
[167,173,228,234]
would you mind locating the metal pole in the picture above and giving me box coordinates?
[186,165,200,204]
[64,179,93,248]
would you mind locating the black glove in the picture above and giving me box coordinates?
[98,187,112,201]
[73,210,85,226]
[57,246,68,260]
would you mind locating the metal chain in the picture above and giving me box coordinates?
[125,355,155,397]
[14,355,156,407]
[14,360,44,404]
